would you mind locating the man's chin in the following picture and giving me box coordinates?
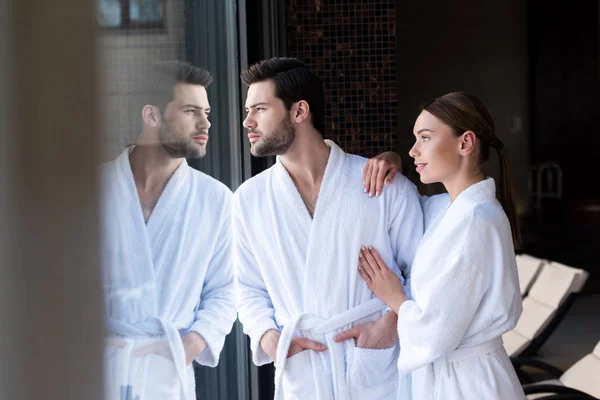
[161,143,206,159]
[250,143,287,158]
[187,148,207,159]
[249,143,265,157]
[250,146,273,158]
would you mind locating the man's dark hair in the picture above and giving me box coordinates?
[138,60,213,112]
[241,57,325,134]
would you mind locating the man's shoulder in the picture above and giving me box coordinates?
[338,150,418,201]
[388,173,417,192]
[188,167,233,199]
[233,166,273,200]
[343,152,412,186]
[342,152,368,172]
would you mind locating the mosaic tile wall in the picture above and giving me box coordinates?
[286,0,397,157]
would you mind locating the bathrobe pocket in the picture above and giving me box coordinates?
[138,353,181,400]
[281,350,316,399]
[349,345,399,397]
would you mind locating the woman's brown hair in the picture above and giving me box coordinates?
[422,92,521,248]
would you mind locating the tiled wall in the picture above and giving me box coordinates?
[287,0,397,157]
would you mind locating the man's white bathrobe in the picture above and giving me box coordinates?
[396,178,525,399]
[234,141,423,400]
[101,148,236,400]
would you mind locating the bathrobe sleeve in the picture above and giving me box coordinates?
[388,178,424,300]
[396,209,496,373]
[188,191,237,367]
[233,194,280,366]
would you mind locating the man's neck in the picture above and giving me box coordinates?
[279,129,331,187]
[128,144,183,192]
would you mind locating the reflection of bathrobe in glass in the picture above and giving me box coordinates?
[397,179,525,400]
[101,148,236,400]
[235,141,423,399]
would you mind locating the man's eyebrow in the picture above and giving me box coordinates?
[245,102,269,109]
[181,104,210,111]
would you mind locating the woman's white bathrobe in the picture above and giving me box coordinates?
[234,141,423,400]
[396,178,525,399]
[100,148,237,400]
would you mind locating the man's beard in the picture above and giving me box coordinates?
[158,120,206,159]
[250,114,295,157]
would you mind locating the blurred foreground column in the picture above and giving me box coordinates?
[0,0,105,399]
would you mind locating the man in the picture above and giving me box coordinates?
[100,61,236,400]
[234,57,423,399]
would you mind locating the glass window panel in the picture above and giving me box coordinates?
[130,0,163,23]
[97,0,122,27]
[97,0,247,399]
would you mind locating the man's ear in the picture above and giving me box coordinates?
[290,100,310,124]
[141,105,160,127]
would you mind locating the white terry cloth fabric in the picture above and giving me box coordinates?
[101,147,236,400]
[396,178,525,400]
[234,140,423,400]
[104,336,186,400]
[419,193,450,232]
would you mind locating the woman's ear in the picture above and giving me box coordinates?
[458,130,477,156]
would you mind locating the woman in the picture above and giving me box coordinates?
[358,92,525,399]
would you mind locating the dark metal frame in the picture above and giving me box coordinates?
[513,354,598,399]
[183,0,248,398]
[524,384,598,400]
[239,0,287,398]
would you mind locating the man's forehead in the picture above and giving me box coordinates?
[246,80,276,106]
[174,82,207,95]
[173,83,209,104]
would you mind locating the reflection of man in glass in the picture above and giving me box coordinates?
[100,61,236,400]
[234,58,423,399]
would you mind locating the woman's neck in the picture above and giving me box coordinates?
[443,169,485,203]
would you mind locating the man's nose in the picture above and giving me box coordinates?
[243,113,255,130]
[197,114,210,131]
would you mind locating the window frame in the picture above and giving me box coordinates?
[96,0,166,31]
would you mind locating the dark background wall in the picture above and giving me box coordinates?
[524,0,600,293]
[287,0,397,157]
[528,0,600,200]
[393,0,531,208]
